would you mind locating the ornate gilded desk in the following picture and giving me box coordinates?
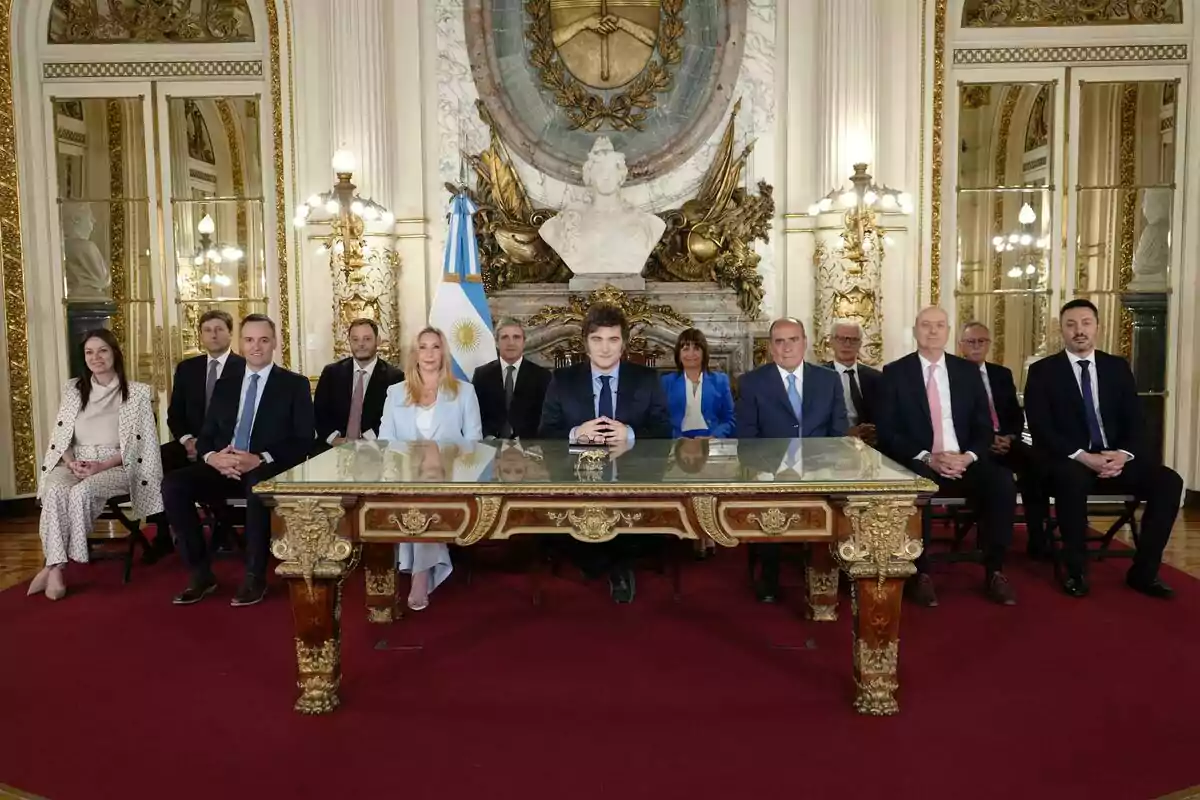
[255,437,936,717]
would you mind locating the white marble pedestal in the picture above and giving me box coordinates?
[569,274,646,291]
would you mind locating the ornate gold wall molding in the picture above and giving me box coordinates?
[48,0,256,44]
[265,0,292,367]
[0,0,35,495]
[106,100,128,349]
[43,60,263,79]
[930,0,947,306]
[962,0,1182,27]
[1117,83,1138,357]
[954,44,1188,64]
[989,87,1021,358]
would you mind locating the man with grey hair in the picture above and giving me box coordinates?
[473,317,552,439]
[823,319,883,445]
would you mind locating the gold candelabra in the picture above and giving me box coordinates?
[808,163,911,276]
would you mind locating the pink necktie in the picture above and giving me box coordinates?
[987,396,1000,432]
[926,363,944,454]
[346,369,366,440]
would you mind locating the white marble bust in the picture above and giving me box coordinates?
[62,203,111,300]
[539,137,666,277]
[1128,187,1170,292]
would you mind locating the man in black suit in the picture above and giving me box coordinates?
[877,307,1017,607]
[313,317,404,453]
[473,318,551,440]
[539,303,671,603]
[823,319,882,445]
[147,309,246,560]
[958,320,1049,558]
[164,313,315,607]
[736,317,848,602]
[1024,299,1180,599]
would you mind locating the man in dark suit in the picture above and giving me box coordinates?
[1024,299,1180,599]
[736,317,848,602]
[958,320,1049,558]
[313,317,404,453]
[146,309,246,560]
[539,303,671,603]
[164,313,315,607]
[473,317,551,440]
[877,307,1017,607]
[824,319,882,445]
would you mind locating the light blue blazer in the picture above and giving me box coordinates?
[379,381,483,442]
[660,370,736,439]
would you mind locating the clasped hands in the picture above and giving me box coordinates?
[66,457,118,479]
[990,434,1014,455]
[928,451,973,479]
[574,416,630,448]
[206,445,263,479]
[1077,450,1128,479]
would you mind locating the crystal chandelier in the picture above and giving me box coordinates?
[808,163,912,273]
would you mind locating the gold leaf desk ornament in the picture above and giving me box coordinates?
[387,508,441,536]
[547,507,644,543]
[747,508,804,536]
[270,497,353,595]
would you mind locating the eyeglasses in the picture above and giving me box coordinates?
[961,338,991,346]
[832,336,862,344]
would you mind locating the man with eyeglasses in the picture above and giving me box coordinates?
[824,320,882,445]
[538,303,671,603]
[958,320,1049,559]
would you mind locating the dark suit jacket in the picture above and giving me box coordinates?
[735,362,849,439]
[313,357,404,447]
[472,358,552,439]
[982,361,1024,438]
[823,361,883,426]
[1023,350,1146,460]
[199,364,315,474]
[166,352,246,442]
[538,361,671,440]
[877,352,992,463]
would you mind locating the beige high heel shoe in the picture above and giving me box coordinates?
[407,570,430,612]
[27,566,51,596]
[45,567,67,601]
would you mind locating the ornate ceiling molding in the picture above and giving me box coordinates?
[953,44,1188,65]
[962,0,1182,27]
[43,60,263,79]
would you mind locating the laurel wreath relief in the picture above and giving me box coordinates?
[524,0,686,132]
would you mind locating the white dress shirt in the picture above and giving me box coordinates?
[501,356,523,384]
[832,361,860,426]
[1064,350,1133,461]
[179,349,232,445]
[681,372,707,432]
[326,357,379,444]
[978,362,999,432]
[916,354,976,461]
[204,361,275,464]
[776,363,804,397]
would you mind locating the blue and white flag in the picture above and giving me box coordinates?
[429,192,496,380]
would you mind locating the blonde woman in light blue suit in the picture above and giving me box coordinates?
[379,326,482,610]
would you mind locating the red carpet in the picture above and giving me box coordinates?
[2,542,1200,800]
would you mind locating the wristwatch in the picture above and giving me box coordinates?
[918,453,932,464]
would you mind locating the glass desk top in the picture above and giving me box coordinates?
[257,438,936,495]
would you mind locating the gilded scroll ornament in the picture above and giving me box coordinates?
[547,507,643,543]
[690,496,738,547]
[929,0,947,306]
[49,0,256,44]
[835,497,922,587]
[525,0,685,131]
[387,508,441,536]
[963,0,1182,27]
[855,675,901,716]
[855,639,899,676]
[806,565,839,622]
[747,508,804,536]
[295,638,339,715]
[527,285,693,364]
[455,496,503,546]
[271,498,352,594]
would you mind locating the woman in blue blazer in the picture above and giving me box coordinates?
[380,326,482,611]
[660,328,735,439]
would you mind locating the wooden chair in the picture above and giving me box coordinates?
[1045,494,1140,579]
[86,495,155,584]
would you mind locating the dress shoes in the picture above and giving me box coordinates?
[906,573,938,607]
[173,574,218,605]
[1126,571,1175,599]
[231,576,267,607]
[754,578,780,604]
[608,568,636,604]
[985,572,1017,606]
[27,566,51,596]
[1061,573,1090,598]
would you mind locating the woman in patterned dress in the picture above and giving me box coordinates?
[32,329,163,600]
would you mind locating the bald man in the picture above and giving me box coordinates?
[877,307,1017,607]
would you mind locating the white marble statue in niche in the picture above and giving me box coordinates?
[62,202,112,300]
[1127,187,1170,293]
[539,137,666,282]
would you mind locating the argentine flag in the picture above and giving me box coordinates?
[429,192,496,380]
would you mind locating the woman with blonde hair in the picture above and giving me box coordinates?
[33,329,163,599]
[379,326,482,610]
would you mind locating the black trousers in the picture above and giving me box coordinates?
[161,462,274,580]
[147,441,195,538]
[1047,457,1181,580]
[913,457,1016,574]
[993,440,1049,546]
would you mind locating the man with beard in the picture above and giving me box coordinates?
[313,318,405,454]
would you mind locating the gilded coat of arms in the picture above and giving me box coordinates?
[526,0,685,131]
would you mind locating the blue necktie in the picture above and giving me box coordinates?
[1078,360,1104,450]
[786,373,803,428]
[233,373,260,451]
[598,374,614,419]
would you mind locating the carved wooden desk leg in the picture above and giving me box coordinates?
[833,495,922,716]
[806,543,839,622]
[271,497,354,715]
[363,541,398,623]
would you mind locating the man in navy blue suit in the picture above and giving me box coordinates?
[735,317,848,601]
